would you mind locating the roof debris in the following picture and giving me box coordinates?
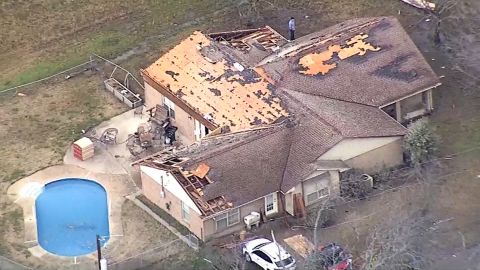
[192,163,210,178]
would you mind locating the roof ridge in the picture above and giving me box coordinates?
[181,124,288,166]
[281,87,380,108]
[280,90,344,136]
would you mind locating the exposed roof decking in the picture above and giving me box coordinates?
[259,17,440,107]
[144,31,289,131]
[209,26,288,66]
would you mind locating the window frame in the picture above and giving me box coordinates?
[215,208,240,231]
[181,201,190,222]
[266,194,274,212]
[163,97,176,119]
[306,187,330,205]
[227,208,240,226]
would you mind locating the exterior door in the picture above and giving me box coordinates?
[194,119,208,141]
[265,192,278,216]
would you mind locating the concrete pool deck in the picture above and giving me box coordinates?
[7,164,137,262]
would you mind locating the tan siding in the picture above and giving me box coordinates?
[203,198,265,240]
[141,170,204,239]
[344,137,403,173]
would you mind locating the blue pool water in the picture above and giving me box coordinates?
[35,178,110,256]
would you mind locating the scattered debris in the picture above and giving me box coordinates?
[400,0,435,11]
[17,92,26,97]
[193,163,210,178]
[284,235,314,258]
[101,128,119,144]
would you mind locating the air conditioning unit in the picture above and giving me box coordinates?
[244,212,261,230]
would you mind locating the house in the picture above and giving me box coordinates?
[134,17,440,241]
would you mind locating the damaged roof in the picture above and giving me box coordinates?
[208,26,287,66]
[143,31,288,131]
[137,17,438,216]
[258,17,440,107]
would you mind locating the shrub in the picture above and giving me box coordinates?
[404,118,438,166]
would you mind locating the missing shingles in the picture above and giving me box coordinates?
[209,88,222,96]
[372,53,419,82]
[250,117,263,125]
[165,70,179,81]
[177,89,185,98]
[254,90,263,98]
[262,95,274,105]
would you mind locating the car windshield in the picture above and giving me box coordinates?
[275,256,294,267]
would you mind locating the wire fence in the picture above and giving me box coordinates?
[105,234,199,270]
[0,54,144,99]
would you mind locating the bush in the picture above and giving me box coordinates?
[404,118,438,166]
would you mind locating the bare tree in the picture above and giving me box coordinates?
[361,212,432,270]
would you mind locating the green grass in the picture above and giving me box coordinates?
[0,0,235,91]
[2,31,135,89]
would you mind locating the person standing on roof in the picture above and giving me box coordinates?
[288,17,296,41]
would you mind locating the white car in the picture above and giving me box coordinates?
[242,238,296,270]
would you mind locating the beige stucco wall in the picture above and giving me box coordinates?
[144,83,164,110]
[319,137,402,161]
[344,137,403,173]
[203,197,266,241]
[141,169,204,239]
[170,102,196,145]
[144,82,197,144]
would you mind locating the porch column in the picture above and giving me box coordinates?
[395,102,402,122]
[328,170,340,196]
[426,89,434,111]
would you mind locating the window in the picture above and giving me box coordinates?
[253,250,272,263]
[215,208,240,231]
[181,201,190,222]
[266,195,274,212]
[306,187,330,204]
[227,208,240,226]
[163,97,175,119]
[194,119,210,141]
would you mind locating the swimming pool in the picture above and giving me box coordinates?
[35,178,110,256]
